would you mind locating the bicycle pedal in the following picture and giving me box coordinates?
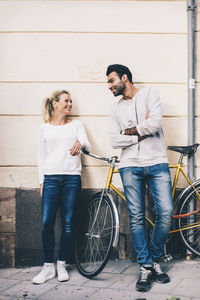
[162,253,173,263]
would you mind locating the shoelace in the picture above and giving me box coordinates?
[139,267,152,281]
[153,263,163,275]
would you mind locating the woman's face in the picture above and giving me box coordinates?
[53,93,72,115]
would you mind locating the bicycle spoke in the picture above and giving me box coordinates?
[179,183,200,256]
[75,194,116,277]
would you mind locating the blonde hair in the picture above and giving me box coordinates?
[42,90,70,123]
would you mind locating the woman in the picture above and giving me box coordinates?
[32,90,91,284]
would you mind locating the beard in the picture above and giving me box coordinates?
[112,81,126,97]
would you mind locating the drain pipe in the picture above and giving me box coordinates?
[187,0,196,182]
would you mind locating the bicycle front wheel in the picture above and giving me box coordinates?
[75,193,117,278]
[178,182,200,256]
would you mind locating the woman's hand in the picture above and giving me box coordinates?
[70,141,82,156]
[40,184,43,197]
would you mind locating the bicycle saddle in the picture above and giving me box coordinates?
[167,143,199,155]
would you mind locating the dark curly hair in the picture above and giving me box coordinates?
[106,64,133,83]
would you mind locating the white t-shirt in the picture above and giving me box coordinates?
[37,120,91,184]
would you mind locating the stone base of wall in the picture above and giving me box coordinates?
[0,187,187,267]
[15,188,96,267]
[0,188,16,267]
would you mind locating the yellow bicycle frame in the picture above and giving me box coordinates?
[105,162,200,234]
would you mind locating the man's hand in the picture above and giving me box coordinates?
[138,135,152,141]
[121,127,153,142]
[121,126,138,136]
[70,141,82,156]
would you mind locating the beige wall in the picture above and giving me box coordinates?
[0,0,199,189]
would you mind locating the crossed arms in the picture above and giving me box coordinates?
[108,89,163,149]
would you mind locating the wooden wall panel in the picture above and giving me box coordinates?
[0,83,187,116]
[0,115,186,166]
[0,164,190,190]
[0,33,187,82]
[0,1,186,33]
[0,0,195,189]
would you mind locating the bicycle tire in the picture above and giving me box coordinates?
[75,193,117,278]
[178,182,200,256]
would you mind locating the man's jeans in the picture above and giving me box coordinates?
[42,174,81,263]
[120,163,173,265]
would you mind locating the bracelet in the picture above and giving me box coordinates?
[121,130,125,135]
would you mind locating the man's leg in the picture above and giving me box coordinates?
[120,167,153,292]
[147,163,173,283]
[120,167,152,265]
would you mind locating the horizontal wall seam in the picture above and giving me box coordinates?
[0,165,108,167]
[0,31,187,35]
[0,81,187,84]
[0,165,37,167]
[0,164,198,168]
[0,114,188,118]
[0,0,187,2]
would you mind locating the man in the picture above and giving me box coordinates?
[106,64,173,292]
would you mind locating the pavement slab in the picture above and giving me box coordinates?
[103,259,133,274]
[0,296,14,300]
[108,274,136,289]
[0,259,200,300]
[37,285,99,300]
[146,277,183,295]
[0,268,22,279]
[0,280,55,299]
[170,278,200,298]
[0,278,21,294]
[87,287,143,300]
[82,272,123,288]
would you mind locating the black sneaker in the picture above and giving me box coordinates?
[136,266,153,292]
[152,262,170,283]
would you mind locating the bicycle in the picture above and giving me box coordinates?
[75,143,200,278]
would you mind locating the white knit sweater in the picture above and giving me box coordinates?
[108,87,168,168]
[37,120,91,184]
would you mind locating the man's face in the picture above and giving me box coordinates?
[107,71,126,97]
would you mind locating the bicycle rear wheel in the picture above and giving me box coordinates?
[75,193,117,278]
[178,182,200,256]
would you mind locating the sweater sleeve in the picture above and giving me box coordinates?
[108,107,138,149]
[136,88,163,136]
[77,121,91,152]
[37,125,46,185]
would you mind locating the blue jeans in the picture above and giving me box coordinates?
[42,174,81,263]
[120,163,173,265]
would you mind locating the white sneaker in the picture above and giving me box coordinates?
[32,263,56,284]
[57,260,69,282]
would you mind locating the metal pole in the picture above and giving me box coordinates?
[187,0,196,182]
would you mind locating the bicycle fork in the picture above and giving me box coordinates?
[87,189,120,248]
[105,191,120,248]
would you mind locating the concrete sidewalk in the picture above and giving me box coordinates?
[0,259,200,300]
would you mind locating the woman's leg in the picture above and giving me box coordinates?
[59,175,81,262]
[42,175,60,263]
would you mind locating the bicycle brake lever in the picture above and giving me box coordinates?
[82,146,89,155]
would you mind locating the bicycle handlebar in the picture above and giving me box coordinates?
[82,147,120,164]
